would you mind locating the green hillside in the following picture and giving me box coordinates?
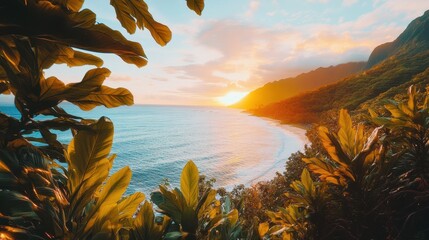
[366,9,429,68]
[252,10,429,124]
[232,62,366,109]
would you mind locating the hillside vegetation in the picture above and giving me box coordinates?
[232,62,365,109]
[252,10,429,124]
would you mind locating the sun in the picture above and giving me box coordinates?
[216,91,249,106]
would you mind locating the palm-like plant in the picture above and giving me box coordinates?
[260,169,328,240]
[0,117,149,239]
[259,204,307,240]
[126,201,170,240]
[303,109,382,190]
[370,85,429,179]
[369,85,429,239]
[151,161,240,240]
[0,0,206,239]
[64,117,146,239]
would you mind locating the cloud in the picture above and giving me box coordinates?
[130,0,429,105]
[150,76,169,82]
[343,0,358,6]
[164,14,402,99]
[245,0,260,17]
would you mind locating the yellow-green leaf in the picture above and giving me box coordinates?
[117,192,145,219]
[300,168,312,193]
[66,118,114,218]
[338,109,355,156]
[97,166,132,207]
[180,160,199,208]
[67,117,114,181]
[197,189,216,218]
[226,209,238,225]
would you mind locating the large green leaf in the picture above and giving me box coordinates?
[0,1,147,67]
[81,167,133,236]
[180,160,199,208]
[66,117,114,216]
[67,117,113,179]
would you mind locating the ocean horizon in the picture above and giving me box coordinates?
[1,103,307,194]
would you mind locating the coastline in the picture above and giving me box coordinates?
[242,112,309,187]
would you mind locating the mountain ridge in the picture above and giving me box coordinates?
[232,62,366,109]
[250,10,429,124]
[366,9,429,68]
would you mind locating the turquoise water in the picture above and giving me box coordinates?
[1,104,306,194]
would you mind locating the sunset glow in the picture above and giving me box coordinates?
[217,91,249,106]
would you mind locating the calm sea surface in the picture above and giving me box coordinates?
[1,104,306,194]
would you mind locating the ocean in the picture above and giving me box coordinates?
[1,104,306,194]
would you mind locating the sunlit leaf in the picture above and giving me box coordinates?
[67,117,113,178]
[60,50,103,68]
[96,166,132,208]
[180,160,199,208]
[111,0,137,34]
[338,109,355,157]
[300,168,313,193]
[197,189,216,218]
[110,0,172,46]
[70,86,134,110]
[186,0,205,15]
[117,192,145,220]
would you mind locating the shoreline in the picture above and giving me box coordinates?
[239,112,309,187]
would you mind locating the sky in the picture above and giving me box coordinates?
[2,0,429,106]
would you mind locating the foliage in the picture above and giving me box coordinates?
[0,147,66,240]
[1,1,429,240]
[151,161,241,240]
[0,0,206,239]
[303,109,382,188]
[260,169,329,240]
[233,62,365,110]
